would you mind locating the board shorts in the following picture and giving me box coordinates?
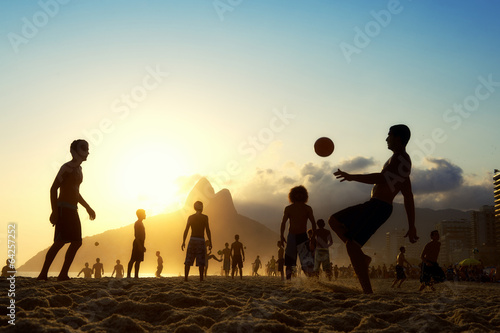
[395,265,406,280]
[420,261,445,285]
[284,232,314,274]
[314,248,331,272]
[232,255,243,269]
[184,237,206,267]
[54,202,82,243]
[130,239,145,262]
[332,198,393,247]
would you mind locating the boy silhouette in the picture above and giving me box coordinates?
[155,251,163,277]
[329,125,417,293]
[391,247,411,288]
[77,262,92,278]
[277,241,285,280]
[112,259,124,279]
[314,219,334,280]
[231,234,245,279]
[221,242,232,277]
[37,140,96,281]
[280,185,317,280]
[419,230,445,291]
[182,201,212,282]
[127,209,146,278]
[92,258,104,278]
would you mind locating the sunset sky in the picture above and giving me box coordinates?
[1,1,499,267]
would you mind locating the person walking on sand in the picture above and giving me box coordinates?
[156,251,163,277]
[221,243,232,277]
[77,262,92,279]
[231,234,245,279]
[314,219,334,280]
[112,259,124,279]
[252,255,262,276]
[391,247,411,288]
[419,230,446,291]
[92,258,104,278]
[328,124,417,294]
[37,140,96,281]
[182,201,212,282]
[127,209,146,278]
[280,185,317,280]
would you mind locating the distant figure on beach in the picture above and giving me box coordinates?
[1,260,9,277]
[314,219,334,280]
[277,241,285,280]
[419,230,445,291]
[221,243,232,277]
[252,256,262,276]
[269,256,276,276]
[280,185,317,280]
[156,251,163,277]
[328,124,417,294]
[77,262,92,278]
[391,246,411,288]
[37,140,96,281]
[231,234,245,279]
[92,258,104,278]
[204,241,222,277]
[111,259,124,279]
[182,201,212,282]
[333,264,339,280]
[127,209,146,278]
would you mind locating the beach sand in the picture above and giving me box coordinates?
[1,276,499,332]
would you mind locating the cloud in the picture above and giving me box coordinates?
[411,158,464,194]
[337,156,376,173]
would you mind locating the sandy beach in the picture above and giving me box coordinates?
[1,276,499,332]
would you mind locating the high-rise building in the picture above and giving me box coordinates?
[494,170,500,260]
[435,220,472,265]
[471,205,496,265]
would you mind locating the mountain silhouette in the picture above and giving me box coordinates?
[19,178,279,276]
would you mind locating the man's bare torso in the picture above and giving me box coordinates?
[58,162,83,205]
[284,203,313,234]
[188,213,208,238]
[372,152,411,204]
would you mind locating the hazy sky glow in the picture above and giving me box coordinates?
[1,0,499,266]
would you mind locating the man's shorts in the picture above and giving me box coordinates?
[130,239,145,262]
[332,198,393,247]
[395,264,406,280]
[54,203,82,243]
[284,232,309,267]
[232,255,243,269]
[184,237,206,267]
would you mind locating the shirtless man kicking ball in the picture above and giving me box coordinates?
[329,124,418,294]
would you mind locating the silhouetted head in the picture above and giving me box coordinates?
[288,185,308,203]
[194,201,203,212]
[156,251,160,256]
[317,219,325,228]
[400,246,405,252]
[388,124,411,149]
[225,242,229,247]
[136,209,146,220]
[70,139,89,161]
[85,262,89,267]
[116,259,120,264]
[96,258,100,263]
[430,230,439,240]
[277,240,283,247]
[235,234,239,241]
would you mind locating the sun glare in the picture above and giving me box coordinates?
[113,145,187,216]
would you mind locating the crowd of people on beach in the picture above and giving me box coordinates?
[21,125,498,294]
